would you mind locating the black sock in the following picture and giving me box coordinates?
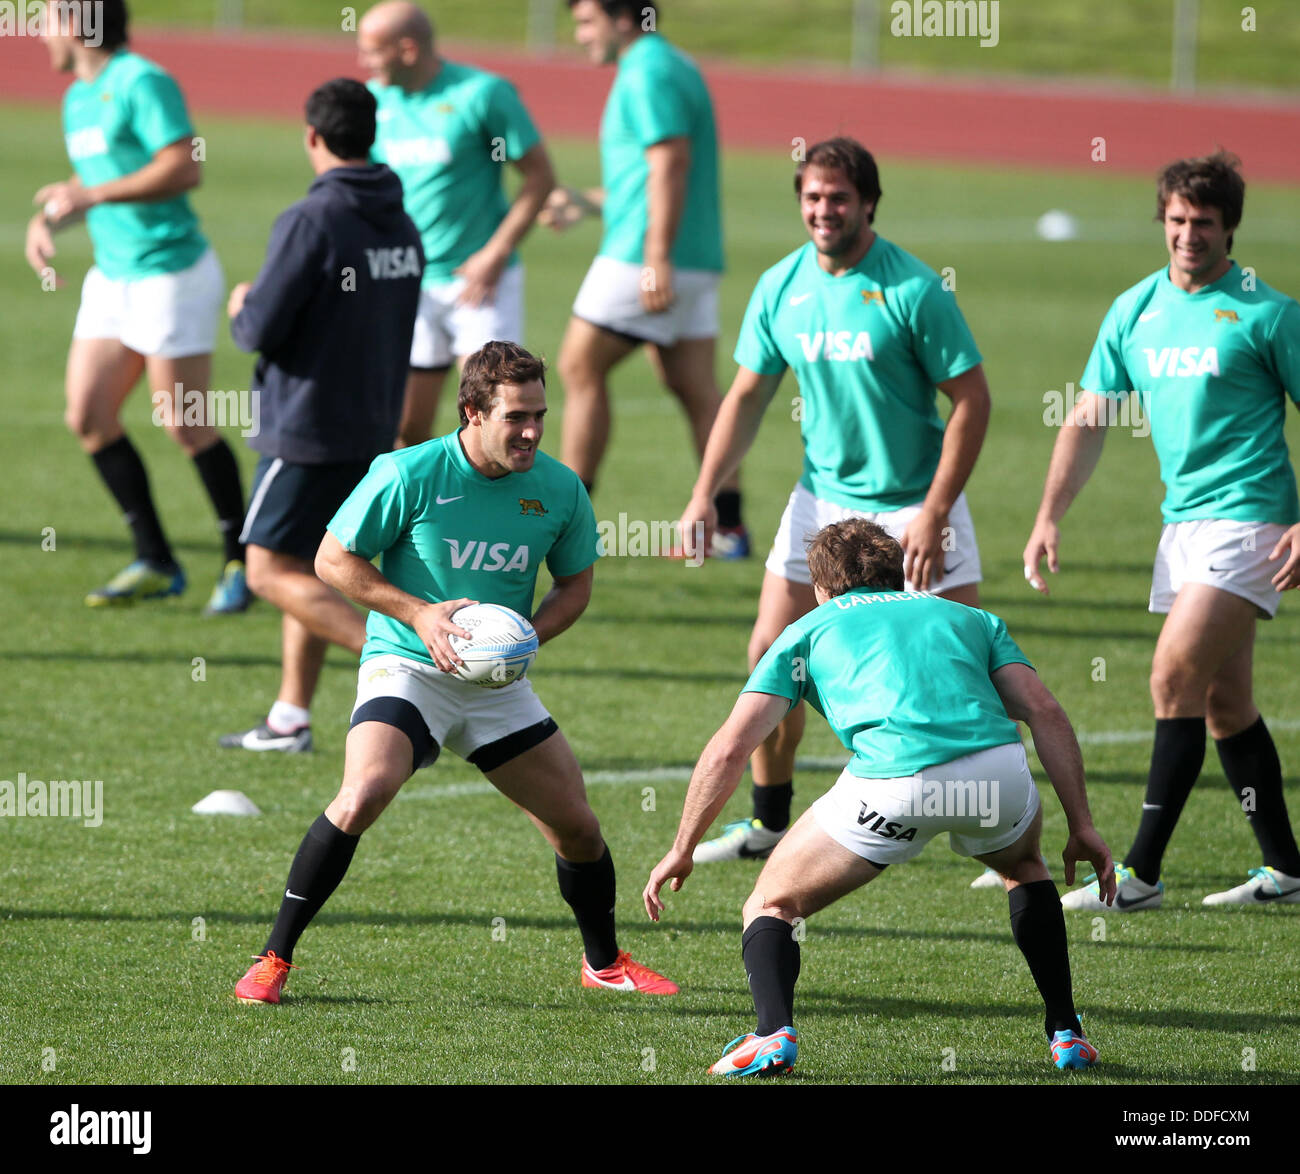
[264,813,361,962]
[1215,717,1300,876]
[714,489,742,529]
[192,439,246,563]
[1125,717,1206,884]
[742,916,800,1035]
[1008,880,1080,1039]
[753,781,793,832]
[90,436,173,566]
[556,846,617,971]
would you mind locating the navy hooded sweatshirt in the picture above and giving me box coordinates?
[232,164,423,464]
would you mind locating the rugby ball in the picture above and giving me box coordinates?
[447,603,539,689]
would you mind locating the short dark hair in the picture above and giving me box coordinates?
[1155,150,1245,252]
[70,0,128,50]
[305,78,377,161]
[795,137,883,223]
[807,519,905,596]
[458,341,547,426]
[566,0,658,24]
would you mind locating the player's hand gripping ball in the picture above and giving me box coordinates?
[448,604,539,689]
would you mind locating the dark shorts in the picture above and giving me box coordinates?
[239,456,371,562]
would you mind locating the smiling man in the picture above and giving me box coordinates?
[679,137,992,863]
[234,341,678,1006]
[1024,151,1300,910]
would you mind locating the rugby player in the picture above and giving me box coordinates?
[219,79,422,753]
[1025,151,1300,910]
[25,0,248,611]
[235,341,677,1003]
[680,138,991,862]
[542,0,749,556]
[645,519,1113,1076]
[357,1,555,448]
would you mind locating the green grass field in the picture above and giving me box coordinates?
[127,0,1300,91]
[2,103,1299,1086]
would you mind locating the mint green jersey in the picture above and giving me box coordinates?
[61,50,207,280]
[744,589,1030,778]
[369,62,540,283]
[328,431,600,665]
[598,34,722,272]
[1082,261,1300,524]
[734,238,982,510]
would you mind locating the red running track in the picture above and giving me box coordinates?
[3,28,1299,182]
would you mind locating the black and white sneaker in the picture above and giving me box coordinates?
[218,722,312,753]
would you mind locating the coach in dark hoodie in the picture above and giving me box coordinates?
[220,78,422,754]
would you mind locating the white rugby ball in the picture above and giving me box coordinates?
[447,603,538,689]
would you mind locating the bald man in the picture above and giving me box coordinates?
[358,2,555,448]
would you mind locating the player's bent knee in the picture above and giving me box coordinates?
[329,779,401,834]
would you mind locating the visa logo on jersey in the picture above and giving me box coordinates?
[443,539,530,573]
[796,331,875,362]
[1142,346,1220,378]
[65,126,108,160]
[365,246,421,280]
[385,137,452,166]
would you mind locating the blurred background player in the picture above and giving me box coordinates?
[680,138,991,861]
[219,79,422,753]
[24,0,248,612]
[1025,150,1300,910]
[234,342,677,1004]
[542,0,749,555]
[645,519,1113,1076]
[357,0,555,448]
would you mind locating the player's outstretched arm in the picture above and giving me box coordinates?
[1023,390,1112,594]
[531,565,594,645]
[679,367,783,559]
[991,662,1115,902]
[315,533,474,673]
[643,692,788,920]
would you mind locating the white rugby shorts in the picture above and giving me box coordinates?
[765,481,983,594]
[409,262,525,369]
[571,255,719,346]
[811,741,1041,866]
[1149,518,1291,619]
[73,246,223,357]
[351,652,551,762]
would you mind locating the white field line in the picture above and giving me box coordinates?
[399,718,1300,801]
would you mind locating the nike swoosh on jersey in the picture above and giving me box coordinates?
[1139,310,1161,322]
[436,494,465,505]
[790,293,812,306]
